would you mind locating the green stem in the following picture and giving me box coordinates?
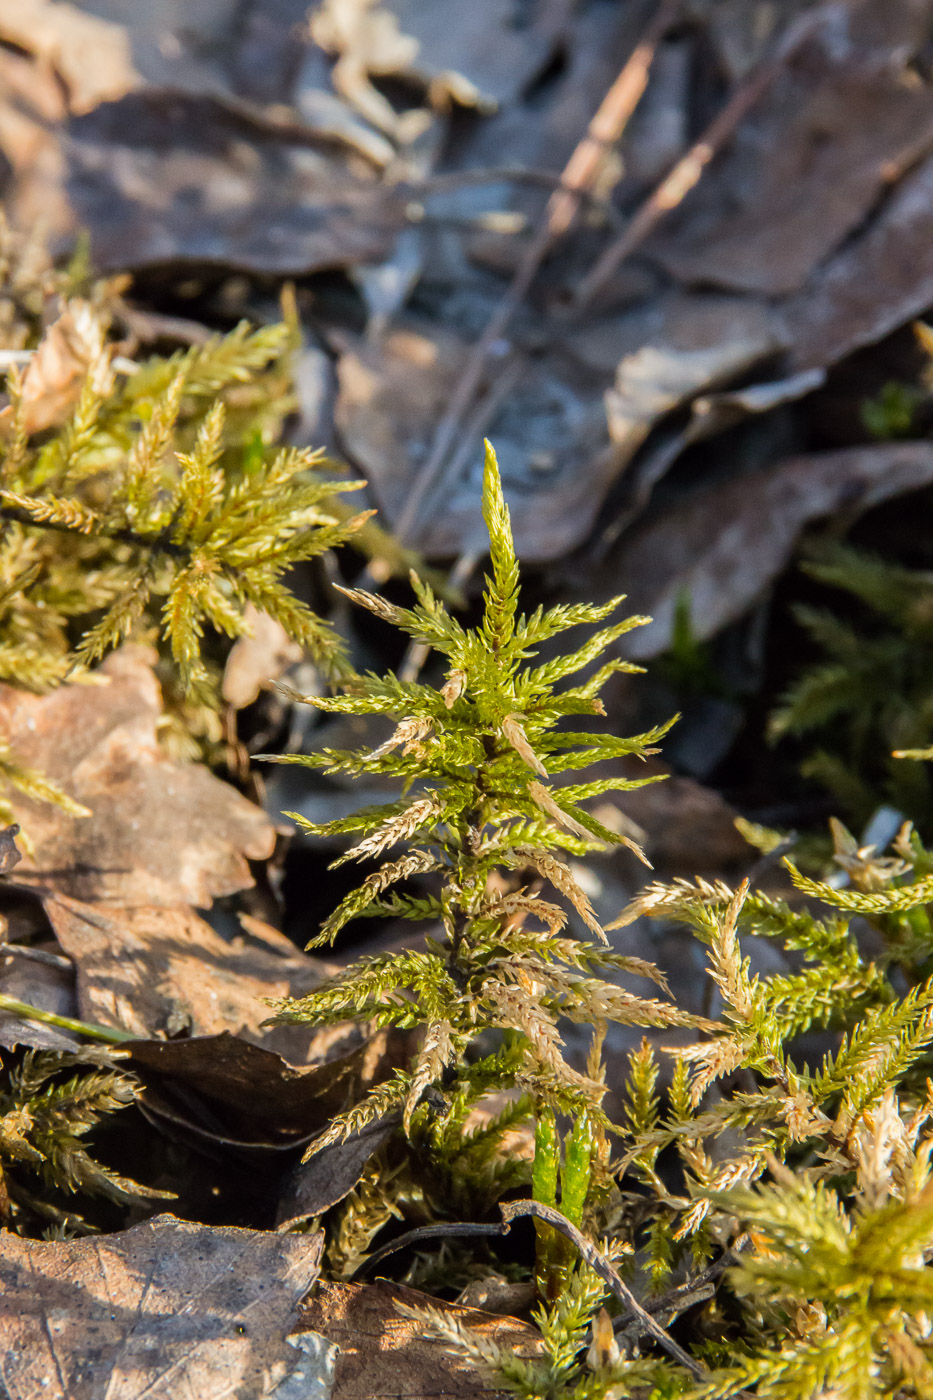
[533,1106,562,1301]
[0,993,135,1045]
[561,1109,594,1227]
[533,1108,559,1206]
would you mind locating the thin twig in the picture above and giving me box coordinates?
[574,4,834,308]
[616,1246,741,1340]
[118,306,213,348]
[0,943,72,971]
[499,1200,706,1378]
[547,0,680,238]
[405,168,625,230]
[350,1220,503,1281]
[393,3,678,546]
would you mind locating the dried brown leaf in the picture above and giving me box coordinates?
[0,46,69,237]
[66,91,403,276]
[652,18,933,297]
[595,760,749,872]
[785,151,933,370]
[3,647,274,906]
[334,326,622,561]
[300,1279,542,1400]
[599,296,783,467]
[42,895,333,1056]
[0,300,112,438]
[0,943,79,1051]
[0,1213,326,1399]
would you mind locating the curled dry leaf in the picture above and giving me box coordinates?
[42,894,332,1056]
[0,1213,326,1400]
[310,0,426,142]
[275,1111,400,1227]
[383,0,559,109]
[2,647,275,906]
[300,1279,543,1400]
[0,0,140,115]
[611,442,933,660]
[311,0,557,141]
[599,296,784,470]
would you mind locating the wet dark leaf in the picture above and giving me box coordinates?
[275,1112,400,1227]
[125,1027,413,1139]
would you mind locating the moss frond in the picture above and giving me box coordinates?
[265,440,690,1157]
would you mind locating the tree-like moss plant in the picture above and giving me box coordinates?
[263,443,704,1208]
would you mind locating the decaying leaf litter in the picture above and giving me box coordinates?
[4,0,933,1395]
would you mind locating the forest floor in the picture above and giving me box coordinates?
[3,1,933,1395]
